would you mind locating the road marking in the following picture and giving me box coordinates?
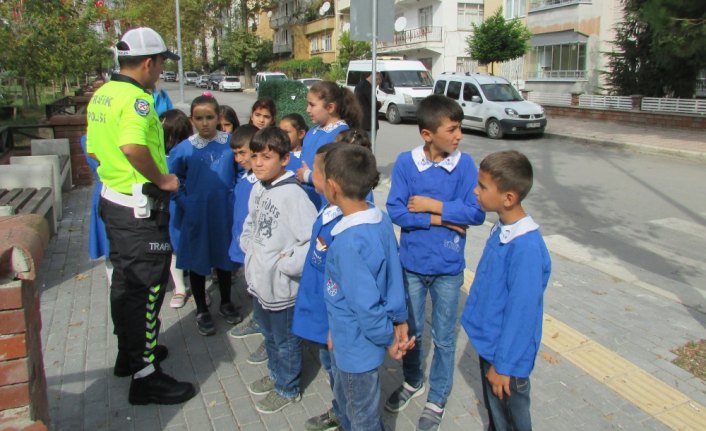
[462,271,706,430]
[649,216,706,238]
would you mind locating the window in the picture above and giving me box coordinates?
[322,32,332,52]
[458,3,484,29]
[463,83,481,101]
[433,80,447,95]
[447,81,462,100]
[526,43,587,79]
[418,6,433,28]
[310,37,319,53]
[505,0,527,19]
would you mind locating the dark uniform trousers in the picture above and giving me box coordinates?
[99,197,172,374]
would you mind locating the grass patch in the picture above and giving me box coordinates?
[672,339,706,381]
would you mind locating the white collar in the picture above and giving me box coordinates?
[189,131,229,149]
[241,170,258,183]
[320,205,343,225]
[332,206,383,236]
[314,120,347,134]
[269,170,294,186]
[489,216,539,244]
[411,145,461,173]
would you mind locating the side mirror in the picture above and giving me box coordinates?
[471,95,482,103]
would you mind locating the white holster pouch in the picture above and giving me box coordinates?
[101,184,152,218]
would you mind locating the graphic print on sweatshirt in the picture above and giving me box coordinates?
[253,196,280,243]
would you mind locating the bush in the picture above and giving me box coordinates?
[258,79,312,127]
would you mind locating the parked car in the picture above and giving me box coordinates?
[163,71,177,82]
[255,72,288,93]
[196,75,210,88]
[297,78,322,88]
[432,72,546,139]
[219,76,242,92]
[184,71,198,85]
[208,74,225,90]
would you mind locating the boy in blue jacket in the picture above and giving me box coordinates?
[323,145,413,430]
[461,150,551,431]
[386,94,485,430]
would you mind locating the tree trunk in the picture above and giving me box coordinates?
[244,63,253,88]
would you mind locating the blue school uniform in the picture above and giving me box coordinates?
[461,217,551,377]
[229,170,258,265]
[80,135,109,260]
[324,206,408,373]
[292,205,343,344]
[386,145,485,275]
[168,131,235,275]
[300,121,349,208]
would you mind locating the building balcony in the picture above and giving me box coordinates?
[527,69,587,80]
[530,0,591,12]
[304,16,335,36]
[377,26,442,50]
[273,41,293,54]
[270,14,293,29]
[338,0,350,12]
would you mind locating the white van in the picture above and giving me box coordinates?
[432,72,546,139]
[255,72,288,93]
[346,60,433,124]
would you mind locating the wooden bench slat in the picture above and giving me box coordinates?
[10,188,35,211]
[0,188,22,206]
[17,187,52,215]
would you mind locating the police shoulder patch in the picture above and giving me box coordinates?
[134,99,151,117]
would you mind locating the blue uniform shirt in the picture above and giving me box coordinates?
[229,170,258,264]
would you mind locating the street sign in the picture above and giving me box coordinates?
[350,0,394,42]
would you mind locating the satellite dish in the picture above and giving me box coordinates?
[321,1,331,13]
[342,22,351,32]
[394,17,407,32]
[267,11,272,18]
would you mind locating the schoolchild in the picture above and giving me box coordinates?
[218,104,240,133]
[168,95,241,335]
[385,94,486,431]
[279,113,308,157]
[461,150,551,431]
[241,127,317,414]
[334,128,371,150]
[249,97,276,129]
[159,109,193,309]
[296,81,362,209]
[323,145,411,430]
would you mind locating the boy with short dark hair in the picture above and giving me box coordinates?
[240,126,317,413]
[323,145,412,430]
[386,94,485,430]
[461,150,551,431]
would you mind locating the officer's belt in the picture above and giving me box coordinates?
[101,184,145,208]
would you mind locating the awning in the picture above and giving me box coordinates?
[530,30,588,46]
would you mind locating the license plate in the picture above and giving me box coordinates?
[527,122,540,128]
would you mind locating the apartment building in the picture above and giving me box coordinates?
[267,0,338,64]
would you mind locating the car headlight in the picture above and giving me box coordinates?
[404,94,413,105]
[505,108,519,118]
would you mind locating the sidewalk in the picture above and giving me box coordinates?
[544,115,706,161]
[36,119,706,430]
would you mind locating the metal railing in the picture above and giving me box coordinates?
[530,0,591,11]
[642,97,706,115]
[377,26,442,49]
[579,94,633,110]
[526,92,572,106]
[527,70,587,80]
[273,42,293,54]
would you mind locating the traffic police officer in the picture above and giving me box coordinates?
[86,27,196,405]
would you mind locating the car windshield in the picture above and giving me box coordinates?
[480,84,523,102]
[269,75,286,81]
[225,77,239,82]
[212,75,224,81]
[386,70,433,87]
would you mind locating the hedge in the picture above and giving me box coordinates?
[258,79,312,127]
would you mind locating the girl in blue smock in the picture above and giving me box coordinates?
[296,81,362,209]
[168,95,241,336]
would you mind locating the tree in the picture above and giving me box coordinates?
[466,8,532,75]
[606,0,706,97]
[220,30,272,86]
[337,31,371,69]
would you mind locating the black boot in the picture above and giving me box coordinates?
[128,370,197,405]
[114,345,169,377]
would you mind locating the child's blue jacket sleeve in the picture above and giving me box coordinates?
[387,156,431,230]
[167,140,188,210]
[440,159,485,226]
[493,242,547,376]
[337,241,395,347]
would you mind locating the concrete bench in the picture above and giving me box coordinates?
[10,155,64,220]
[0,165,57,234]
[30,138,72,192]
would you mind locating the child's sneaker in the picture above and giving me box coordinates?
[417,401,445,431]
[255,390,301,414]
[218,303,243,325]
[248,375,275,396]
[384,381,425,412]
[195,312,216,336]
[304,407,340,431]
[228,319,262,339]
[247,341,268,365]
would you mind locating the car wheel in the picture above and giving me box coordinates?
[386,104,401,124]
[486,118,503,139]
